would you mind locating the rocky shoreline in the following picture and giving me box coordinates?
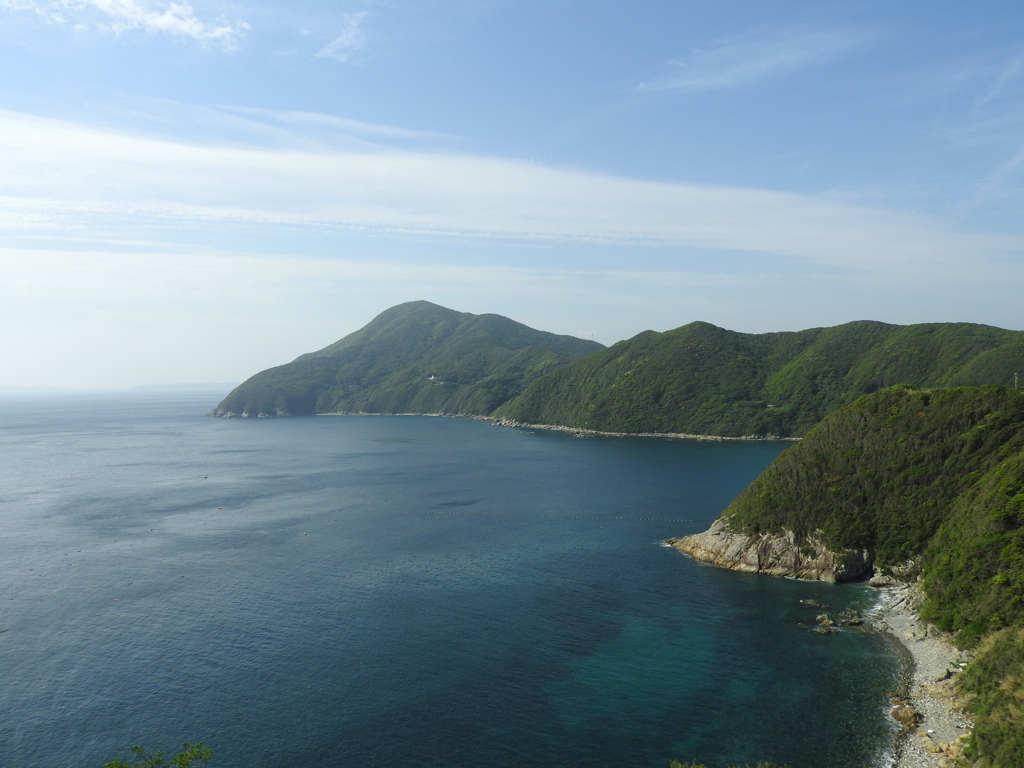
[669,524,974,767]
[869,583,974,768]
[667,518,873,582]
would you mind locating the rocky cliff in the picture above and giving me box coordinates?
[667,518,874,583]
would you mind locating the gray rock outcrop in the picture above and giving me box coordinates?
[666,518,873,583]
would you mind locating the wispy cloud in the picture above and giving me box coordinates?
[0,108,1019,281]
[0,0,249,48]
[217,105,458,143]
[979,57,1024,106]
[929,47,1024,108]
[918,48,1024,217]
[316,11,368,63]
[57,97,460,156]
[639,26,867,94]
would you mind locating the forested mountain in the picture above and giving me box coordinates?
[687,385,1024,767]
[216,304,1024,434]
[493,320,1024,436]
[211,301,603,417]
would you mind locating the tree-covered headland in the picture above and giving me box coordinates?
[716,385,1024,767]
[211,301,603,417]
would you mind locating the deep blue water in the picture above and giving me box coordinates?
[0,394,901,768]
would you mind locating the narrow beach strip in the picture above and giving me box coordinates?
[485,417,801,441]
[870,584,974,768]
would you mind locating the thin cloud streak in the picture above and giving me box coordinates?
[0,109,1019,279]
[0,248,774,305]
[918,48,1024,218]
[640,26,868,94]
[217,104,459,143]
[979,57,1024,106]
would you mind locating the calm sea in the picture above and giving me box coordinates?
[0,393,901,768]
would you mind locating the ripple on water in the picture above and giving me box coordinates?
[0,398,900,768]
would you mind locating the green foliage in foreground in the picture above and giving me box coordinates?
[102,743,213,768]
[959,627,1024,768]
[669,762,789,768]
[212,301,602,418]
[495,319,1024,437]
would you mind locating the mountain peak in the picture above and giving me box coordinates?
[213,302,603,418]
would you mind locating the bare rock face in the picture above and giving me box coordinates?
[666,518,873,583]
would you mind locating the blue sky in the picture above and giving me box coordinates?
[2,0,1024,387]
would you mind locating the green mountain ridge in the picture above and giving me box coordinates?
[494,319,1024,437]
[215,303,1024,436]
[707,385,1024,767]
[211,301,604,418]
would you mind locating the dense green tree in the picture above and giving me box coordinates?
[959,627,1024,768]
[102,743,213,768]
[717,385,1024,641]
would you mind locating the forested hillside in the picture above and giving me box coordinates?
[215,304,1024,436]
[494,320,1024,437]
[714,385,1024,767]
[211,301,603,417]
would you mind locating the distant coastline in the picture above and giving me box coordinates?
[484,417,801,441]
[307,411,801,441]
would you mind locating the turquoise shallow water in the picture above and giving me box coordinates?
[0,394,901,768]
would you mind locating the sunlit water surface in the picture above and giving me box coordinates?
[0,394,901,768]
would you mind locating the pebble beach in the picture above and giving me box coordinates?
[870,584,975,768]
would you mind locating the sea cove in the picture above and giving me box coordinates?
[1,393,901,768]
